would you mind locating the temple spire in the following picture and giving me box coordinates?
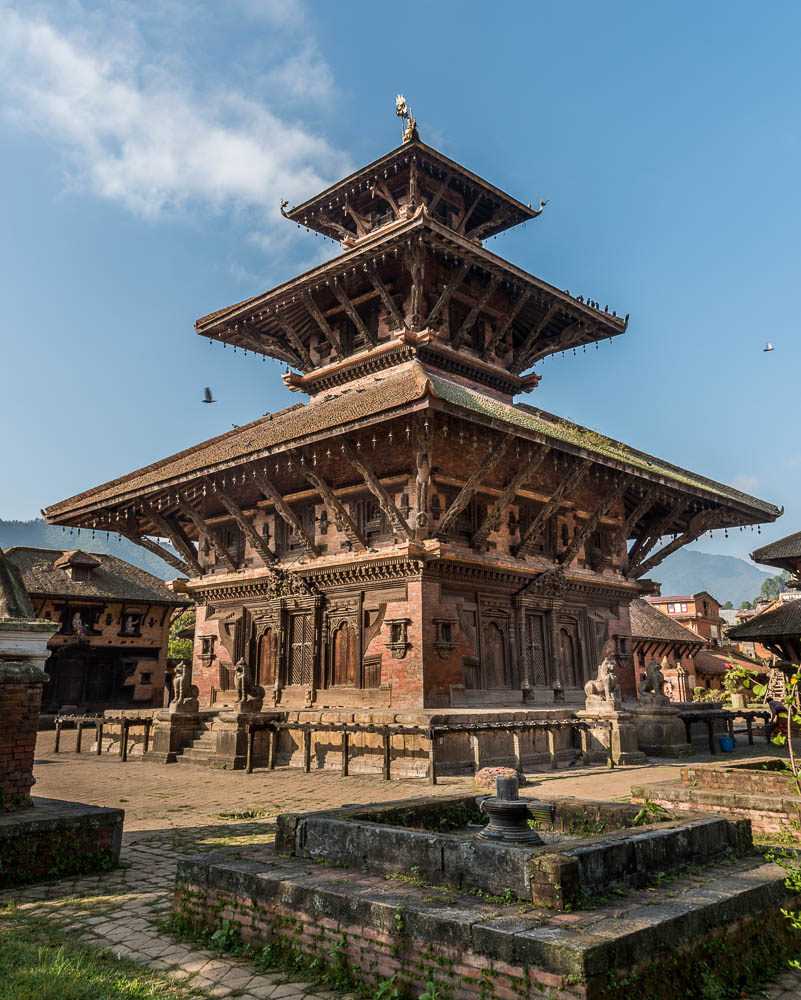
[395,94,419,142]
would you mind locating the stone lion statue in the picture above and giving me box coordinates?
[234,659,265,714]
[584,656,621,710]
[169,661,199,714]
[639,660,669,705]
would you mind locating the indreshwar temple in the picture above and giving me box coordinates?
[44,103,780,766]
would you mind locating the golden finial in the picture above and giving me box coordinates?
[395,94,419,143]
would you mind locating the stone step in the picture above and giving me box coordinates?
[177,747,215,764]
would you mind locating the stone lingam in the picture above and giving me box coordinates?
[478,775,543,845]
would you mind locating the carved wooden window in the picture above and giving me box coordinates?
[287,612,314,686]
[363,655,382,689]
[258,628,278,688]
[331,622,357,687]
[355,497,390,543]
[439,490,485,541]
[278,504,315,554]
[528,612,550,686]
[518,502,554,556]
[219,522,244,565]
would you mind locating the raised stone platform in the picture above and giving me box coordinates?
[0,797,123,888]
[633,757,801,839]
[174,846,797,1000]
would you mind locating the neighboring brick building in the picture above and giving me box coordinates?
[646,591,725,646]
[4,548,188,713]
[629,598,704,700]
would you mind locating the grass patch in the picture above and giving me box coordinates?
[215,808,272,821]
[0,906,203,1000]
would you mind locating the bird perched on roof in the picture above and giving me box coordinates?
[202,387,216,404]
[763,342,775,352]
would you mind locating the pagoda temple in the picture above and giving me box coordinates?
[44,103,780,729]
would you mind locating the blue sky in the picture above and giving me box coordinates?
[1,1,798,563]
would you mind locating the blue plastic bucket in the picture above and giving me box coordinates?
[718,734,735,753]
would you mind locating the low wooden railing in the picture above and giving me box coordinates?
[53,714,153,761]
[244,717,603,783]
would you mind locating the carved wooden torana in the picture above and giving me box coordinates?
[43,112,781,711]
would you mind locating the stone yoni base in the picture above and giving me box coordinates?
[174,850,799,1000]
[0,797,123,888]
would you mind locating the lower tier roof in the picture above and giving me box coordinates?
[43,361,780,528]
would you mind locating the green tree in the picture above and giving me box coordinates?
[739,600,753,610]
[168,608,195,661]
[722,601,734,610]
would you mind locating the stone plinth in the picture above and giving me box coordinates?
[0,660,50,810]
[0,618,57,670]
[143,709,199,764]
[0,797,123,888]
[575,708,646,765]
[631,702,693,757]
[206,711,279,770]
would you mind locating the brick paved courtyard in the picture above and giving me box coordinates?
[1,733,798,999]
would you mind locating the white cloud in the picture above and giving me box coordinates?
[0,3,348,239]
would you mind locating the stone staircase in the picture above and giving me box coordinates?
[175,716,218,766]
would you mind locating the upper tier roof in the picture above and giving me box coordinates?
[283,140,539,243]
[629,598,705,645]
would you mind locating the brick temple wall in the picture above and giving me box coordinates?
[0,663,46,809]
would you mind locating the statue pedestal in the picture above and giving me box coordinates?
[143,709,198,764]
[576,708,646,765]
[630,702,692,757]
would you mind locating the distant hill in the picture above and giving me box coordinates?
[0,518,176,580]
[651,548,773,607]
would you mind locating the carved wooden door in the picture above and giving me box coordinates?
[287,612,314,686]
[331,623,357,686]
[483,622,508,689]
[527,612,550,686]
[258,628,278,687]
[559,624,581,689]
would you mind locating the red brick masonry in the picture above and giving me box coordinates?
[0,662,47,809]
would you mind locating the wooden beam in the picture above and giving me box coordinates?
[302,290,343,357]
[511,304,561,372]
[276,315,313,369]
[436,434,515,538]
[516,461,590,557]
[119,529,191,578]
[332,283,376,346]
[627,500,690,572]
[427,171,454,214]
[256,475,318,554]
[179,503,238,572]
[315,213,356,242]
[341,441,413,542]
[452,274,500,349]
[424,261,470,328]
[147,512,203,577]
[457,191,482,234]
[369,271,407,332]
[632,511,721,579]
[237,328,302,369]
[473,446,551,550]
[303,469,367,552]
[371,180,399,217]
[484,289,532,355]
[467,209,513,242]
[344,202,369,237]
[408,243,425,331]
[621,487,659,539]
[555,478,627,568]
[217,492,278,567]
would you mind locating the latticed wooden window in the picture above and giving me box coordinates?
[288,613,314,686]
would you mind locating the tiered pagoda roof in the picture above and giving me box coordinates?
[43,112,781,586]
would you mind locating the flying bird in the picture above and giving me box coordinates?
[202,387,216,404]
[763,342,775,352]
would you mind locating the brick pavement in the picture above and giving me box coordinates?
[0,732,796,999]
